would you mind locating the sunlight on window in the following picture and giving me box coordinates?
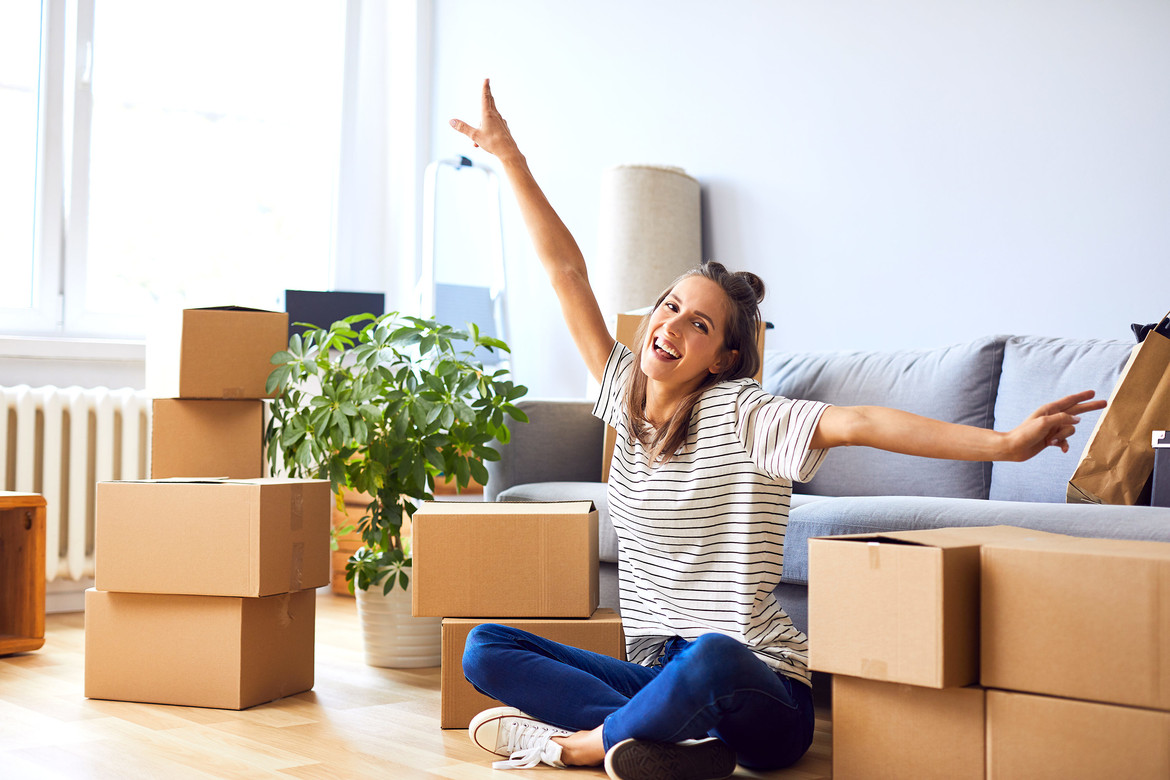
[85,0,344,316]
[0,3,42,309]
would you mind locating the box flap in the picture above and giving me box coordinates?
[982,533,1170,562]
[812,525,1065,550]
[103,477,321,487]
[189,305,282,314]
[414,500,596,516]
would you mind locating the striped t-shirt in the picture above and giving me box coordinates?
[592,342,830,686]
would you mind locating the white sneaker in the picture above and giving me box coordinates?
[468,706,573,770]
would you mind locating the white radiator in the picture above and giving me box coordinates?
[0,385,152,582]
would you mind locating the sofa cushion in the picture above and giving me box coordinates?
[780,495,1170,585]
[497,481,617,562]
[763,337,1005,500]
[989,336,1131,503]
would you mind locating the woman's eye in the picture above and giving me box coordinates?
[694,321,708,333]
[664,302,678,312]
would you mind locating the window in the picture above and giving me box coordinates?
[1,0,346,338]
[0,3,42,311]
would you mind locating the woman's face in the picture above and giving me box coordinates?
[640,275,738,394]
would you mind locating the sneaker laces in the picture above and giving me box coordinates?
[492,720,567,770]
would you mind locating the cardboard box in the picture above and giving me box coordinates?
[982,533,1170,711]
[150,399,266,479]
[808,525,1063,688]
[84,588,315,710]
[601,311,767,481]
[147,306,289,399]
[832,675,984,780]
[95,478,330,597]
[1153,430,1170,508]
[411,501,598,618]
[987,690,1170,779]
[440,609,624,728]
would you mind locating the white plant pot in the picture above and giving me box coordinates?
[354,569,442,668]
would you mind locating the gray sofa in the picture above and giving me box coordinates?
[484,334,1170,638]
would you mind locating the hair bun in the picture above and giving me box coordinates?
[738,271,765,305]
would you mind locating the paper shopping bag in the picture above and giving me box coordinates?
[1067,313,1170,504]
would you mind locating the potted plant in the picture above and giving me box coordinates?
[265,312,527,666]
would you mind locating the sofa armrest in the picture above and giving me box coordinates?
[483,398,605,501]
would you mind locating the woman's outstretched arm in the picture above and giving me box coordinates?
[810,390,1107,462]
[450,79,615,382]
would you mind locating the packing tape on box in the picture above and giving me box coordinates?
[290,486,304,531]
[290,542,305,591]
[277,592,294,628]
[868,541,882,569]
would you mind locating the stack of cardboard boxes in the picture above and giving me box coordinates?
[809,525,1170,779]
[85,307,333,710]
[410,501,625,728]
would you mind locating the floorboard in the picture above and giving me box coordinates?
[0,590,832,779]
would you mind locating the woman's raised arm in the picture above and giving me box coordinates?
[450,79,615,382]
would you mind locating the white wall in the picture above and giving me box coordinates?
[428,0,1170,398]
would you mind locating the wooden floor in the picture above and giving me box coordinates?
[0,590,832,779]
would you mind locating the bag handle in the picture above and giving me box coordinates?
[1132,312,1170,342]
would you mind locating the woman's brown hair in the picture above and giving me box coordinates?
[623,261,765,465]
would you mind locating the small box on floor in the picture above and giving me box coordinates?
[147,306,289,399]
[982,532,1170,711]
[987,690,1170,779]
[808,525,1061,688]
[95,478,330,597]
[84,588,316,710]
[411,501,599,619]
[440,609,624,728]
[832,675,984,780]
[150,399,266,479]
[1153,430,1170,508]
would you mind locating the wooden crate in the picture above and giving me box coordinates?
[0,492,46,655]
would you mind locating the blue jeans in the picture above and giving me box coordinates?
[462,625,815,771]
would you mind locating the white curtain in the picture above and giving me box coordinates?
[333,0,431,313]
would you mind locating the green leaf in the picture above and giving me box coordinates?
[504,404,530,423]
[469,458,489,486]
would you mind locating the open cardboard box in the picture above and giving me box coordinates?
[808,525,1064,688]
[95,478,330,598]
[411,501,598,618]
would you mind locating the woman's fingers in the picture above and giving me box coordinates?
[1032,390,1106,420]
[448,118,480,147]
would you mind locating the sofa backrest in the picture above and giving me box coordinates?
[989,336,1132,503]
[762,336,1006,499]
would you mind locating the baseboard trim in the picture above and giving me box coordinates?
[46,577,93,614]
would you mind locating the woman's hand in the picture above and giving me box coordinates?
[1001,390,1107,461]
[450,79,523,164]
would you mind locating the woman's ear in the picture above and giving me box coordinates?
[708,349,739,375]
